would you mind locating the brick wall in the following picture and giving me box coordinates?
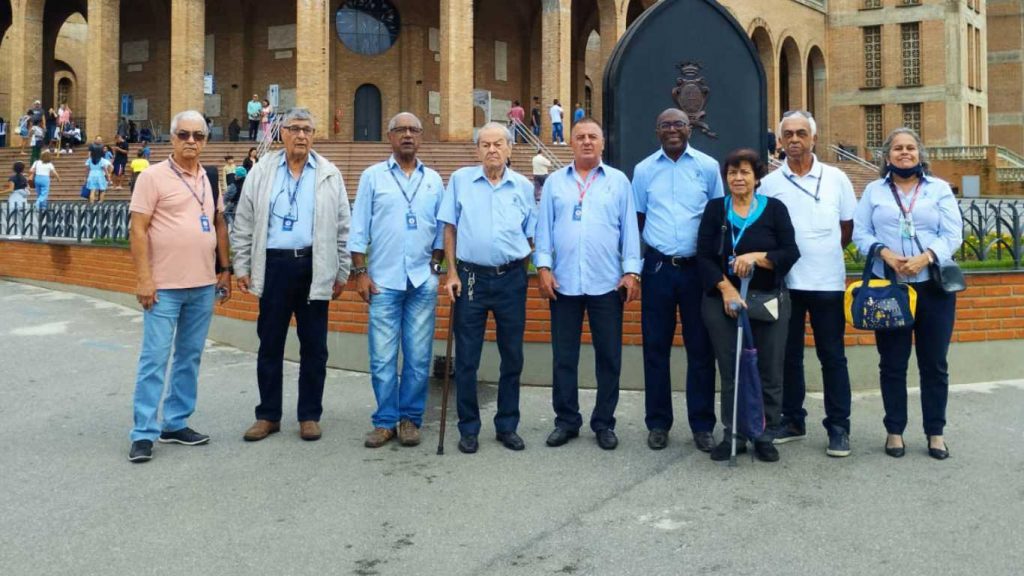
[3,240,1023,348]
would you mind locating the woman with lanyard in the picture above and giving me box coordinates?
[697,148,800,463]
[853,127,962,460]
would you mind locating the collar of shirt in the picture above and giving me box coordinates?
[471,165,514,189]
[567,161,606,182]
[167,154,202,178]
[780,153,823,181]
[655,145,695,164]
[386,155,423,176]
[883,172,934,186]
[276,152,317,172]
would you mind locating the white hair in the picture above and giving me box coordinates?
[387,112,423,132]
[777,110,817,137]
[281,107,316,130]
[475,121,512,145]
[170,110,207,135]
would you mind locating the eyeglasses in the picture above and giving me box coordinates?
[175,130,207,142]
[782,110,813,119]
[390,126,423,135]
[282,125,315,135]
[657,120,689,130]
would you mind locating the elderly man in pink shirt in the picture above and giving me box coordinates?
[126,109,232,463]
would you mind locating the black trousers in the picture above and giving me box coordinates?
[549,290,623,432]
[248,119,259,141]
[255,253,329,422]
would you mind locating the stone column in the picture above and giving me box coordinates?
[592,0,626,123]
[296,0,331,135]
[541,0,572,143]
[170,0,206,118]
[439,0,473,141]
[7,0,44,145]
[86,0,120,140]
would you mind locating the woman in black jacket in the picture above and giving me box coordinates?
[697,148,800,462]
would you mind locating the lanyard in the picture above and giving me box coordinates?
[168,162,206,209]
[784,172,822,203]
[888,181,922,216]
[389,165,424,209]
[574,169,599,205]
[285,166,306,206]
[725,196,757,255]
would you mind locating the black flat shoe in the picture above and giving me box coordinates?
[545,427,579,447]
[496,431,525,451]
[693,431,715,453]
[458,434,478,454]
[647,429,668,450]
[885,435,905,458]
[595,429,618,451]
[927,436,949,460]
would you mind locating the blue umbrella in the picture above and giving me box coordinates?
[729,275,766,465]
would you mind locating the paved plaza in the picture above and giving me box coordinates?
[1,279,1022,576]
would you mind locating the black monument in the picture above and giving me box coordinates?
[603,0,768,177]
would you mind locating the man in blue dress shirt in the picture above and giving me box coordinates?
[439,122,537,454]
[534,118,641,450]
[633,108,724,453]
[350,113,445,450]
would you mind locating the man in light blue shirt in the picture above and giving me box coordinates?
[246,94,262,141]
[439,122,537,454]
[350,113,445,449]
[632,108,723,453]
[534,118,640,450]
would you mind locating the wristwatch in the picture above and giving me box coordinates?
[628,273,641,283]
[351,266,368,276]
[431,261,442,274]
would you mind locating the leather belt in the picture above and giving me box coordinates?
[457,258,525,276]
[648,249,696,267]
[266,247,313,258]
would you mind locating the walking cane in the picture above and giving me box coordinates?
[729,275,752,467]
[436,303,456,455]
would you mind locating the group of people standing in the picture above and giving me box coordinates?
[123,105,962,467]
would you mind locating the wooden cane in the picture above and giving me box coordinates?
[436,303,456,455]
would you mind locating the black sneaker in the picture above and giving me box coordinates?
[771,421,806,445]
[826,427,851,457]
[710,437,747,461]
[128,440,153,463]
[159,427,210,446]
[753,440,780,462]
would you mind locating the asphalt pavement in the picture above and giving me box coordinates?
[1,279,1022,576]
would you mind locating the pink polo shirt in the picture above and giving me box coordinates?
[129,156,223,289]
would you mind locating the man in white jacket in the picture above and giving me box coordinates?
[231,107,351,443]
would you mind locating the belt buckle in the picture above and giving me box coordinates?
[292,248,302,258]
[670,256,681,267]
[495,264,507,276]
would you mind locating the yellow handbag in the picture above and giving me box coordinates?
[845,245,918,330]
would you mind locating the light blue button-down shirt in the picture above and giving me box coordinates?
[349,156,445,291]
[632,145,724,257]
[534,162,641,296]
[853,174,963,283]
[266,154,316,249]
[438,165,537,266]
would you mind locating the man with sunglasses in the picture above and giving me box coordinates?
[232,108,351,443]
[632,108,723,453]
[127,110,231,463]
[349,113,445,449]
[760,110,856,457]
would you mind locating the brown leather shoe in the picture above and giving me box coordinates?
[398,420,421,447]
[364,427,396,448]
[299,420,322,441]
[243,420,280,442]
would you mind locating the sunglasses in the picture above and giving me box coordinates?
[175,130,207,142]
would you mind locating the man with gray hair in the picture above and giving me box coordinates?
[439,122,537,454]
[232,108,351,443]
[350,112,445,449]
[127,110,232,462]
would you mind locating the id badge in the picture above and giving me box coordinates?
[406,211,418,230]
[200,214,211,232]
[282,217,295,232]
[899,217,915,239]
[572,203,583,221]
[727,254,736,275]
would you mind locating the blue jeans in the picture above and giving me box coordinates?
[454,263,527,436]
[131,285,215,442]
[368,275,438,428]
[34,174,50,210]
[641,256,717,433]
[550,290,622,432]
[874,281,956,436]
[782,290,852,433]
[552,122,564,143]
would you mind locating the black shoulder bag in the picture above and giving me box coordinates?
[887,183,966,293]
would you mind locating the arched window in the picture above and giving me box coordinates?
[335,0,401,56]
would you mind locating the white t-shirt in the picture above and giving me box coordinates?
[549,104,563,124]
[532,154,552,176]
[29,126,44,146]
[760,155,857,291]
[31,161,55,176]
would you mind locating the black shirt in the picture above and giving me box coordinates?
[114,141,129,162]
[697,195,800,294]
[9,174,28,189]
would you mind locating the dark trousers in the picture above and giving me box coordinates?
[641,258,717,433]
[874,281,956,436]
[248,119,259,141]
[550,290,623,432]
[454,264,527,436]
[255,254,329,422]
[782,290,852,433]
[702,293,790,439]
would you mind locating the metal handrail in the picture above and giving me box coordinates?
[829,144,877,172]
[510,119,564,170]
[255,114,284,158]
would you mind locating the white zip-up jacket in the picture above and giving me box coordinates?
[231,149,351,300]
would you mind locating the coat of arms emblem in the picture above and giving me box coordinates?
[671,61,717,139]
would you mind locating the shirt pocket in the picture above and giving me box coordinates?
[807,195,841,235]
[494,191,528,229]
